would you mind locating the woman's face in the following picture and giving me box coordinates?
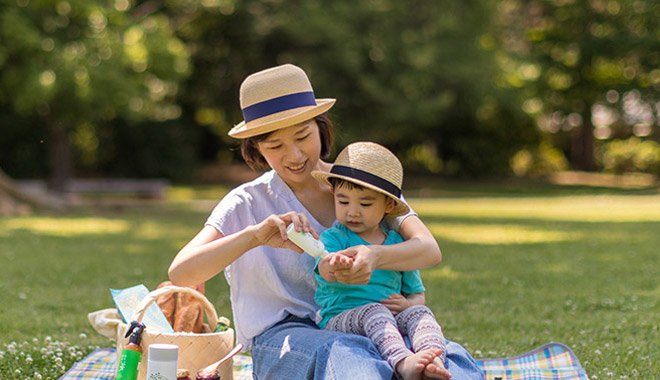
[257,119,323,186]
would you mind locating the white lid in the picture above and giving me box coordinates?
[148,343,178,362]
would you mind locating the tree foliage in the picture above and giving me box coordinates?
[279,1,538,176]
[169,0,538,176]
[495,0,659,170]
[0,0,190,190]
[1,0,658,185]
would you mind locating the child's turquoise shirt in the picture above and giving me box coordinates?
[314,223,426,328]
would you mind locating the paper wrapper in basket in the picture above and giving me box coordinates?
[116,285,236,380]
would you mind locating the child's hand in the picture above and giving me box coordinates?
[326,253,354,280]
[327,253,354,270]
[319,253,353,282]
[380,294,412,315]
[331,245,376,284]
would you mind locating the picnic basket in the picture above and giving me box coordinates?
[116,285,235,380]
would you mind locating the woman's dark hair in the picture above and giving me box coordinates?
[240,113,334,171]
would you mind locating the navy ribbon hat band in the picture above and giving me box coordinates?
[330,165,402,198]
[242,91,316,122]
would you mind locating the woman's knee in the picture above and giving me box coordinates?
[317,332,392,378]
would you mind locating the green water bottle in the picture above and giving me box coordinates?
[116,321,145,380]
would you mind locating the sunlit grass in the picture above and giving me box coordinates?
[408,193,659,378]
[1,186,658,378]
[167,184,231,202]
[427,222,580,244]
[410,194,660,222]
[423,265,465,280]
[1,218,130,237]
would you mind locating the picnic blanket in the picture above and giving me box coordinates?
[61,342,587,380]
[59,348,253,380]
[476,342,588,379]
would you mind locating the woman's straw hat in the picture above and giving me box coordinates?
[312,142,410,216]
[228,64,336,139]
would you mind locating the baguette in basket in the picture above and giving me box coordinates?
[116,285,237,380]
[156,280,206,333]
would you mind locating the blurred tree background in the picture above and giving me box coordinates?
[1,0,658,190]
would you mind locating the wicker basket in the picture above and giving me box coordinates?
[116,285,235,380]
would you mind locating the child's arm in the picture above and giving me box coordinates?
[380,292,426,315]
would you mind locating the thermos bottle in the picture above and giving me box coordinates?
[146,343,179,380]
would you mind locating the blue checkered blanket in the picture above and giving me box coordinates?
[476,342,588,379]
[59,349,253,380]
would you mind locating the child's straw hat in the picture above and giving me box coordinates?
[228,64,336,139]
[312,142,410,216]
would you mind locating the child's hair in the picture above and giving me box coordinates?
[329,176,393,220]
[328,177,366,191]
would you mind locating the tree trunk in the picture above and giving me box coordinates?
[570,110,597,171]
[45,116,74,193]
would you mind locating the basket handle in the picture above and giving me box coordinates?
[131,285,220,329]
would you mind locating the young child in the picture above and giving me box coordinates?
[311,142,452,380]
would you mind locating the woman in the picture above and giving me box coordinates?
[168,64,483,379]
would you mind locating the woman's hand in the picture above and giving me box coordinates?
[330,244,379,284]
[251,212,317,253]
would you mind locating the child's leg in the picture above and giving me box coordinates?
[396,305,447,359]
[326,302,412,369]
[396,305,452,379]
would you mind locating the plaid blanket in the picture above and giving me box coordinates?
[61,342,587,380]
[59,348,253,380]
[476,342,588,380]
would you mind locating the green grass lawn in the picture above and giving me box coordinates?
[1,182,658,378]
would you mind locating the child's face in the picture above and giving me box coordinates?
[333,184,395,237]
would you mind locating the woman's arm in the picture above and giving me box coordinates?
[169,225,256,287]
[331,215,441,284]
[374,215,442,270]
[168,212,312,287]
